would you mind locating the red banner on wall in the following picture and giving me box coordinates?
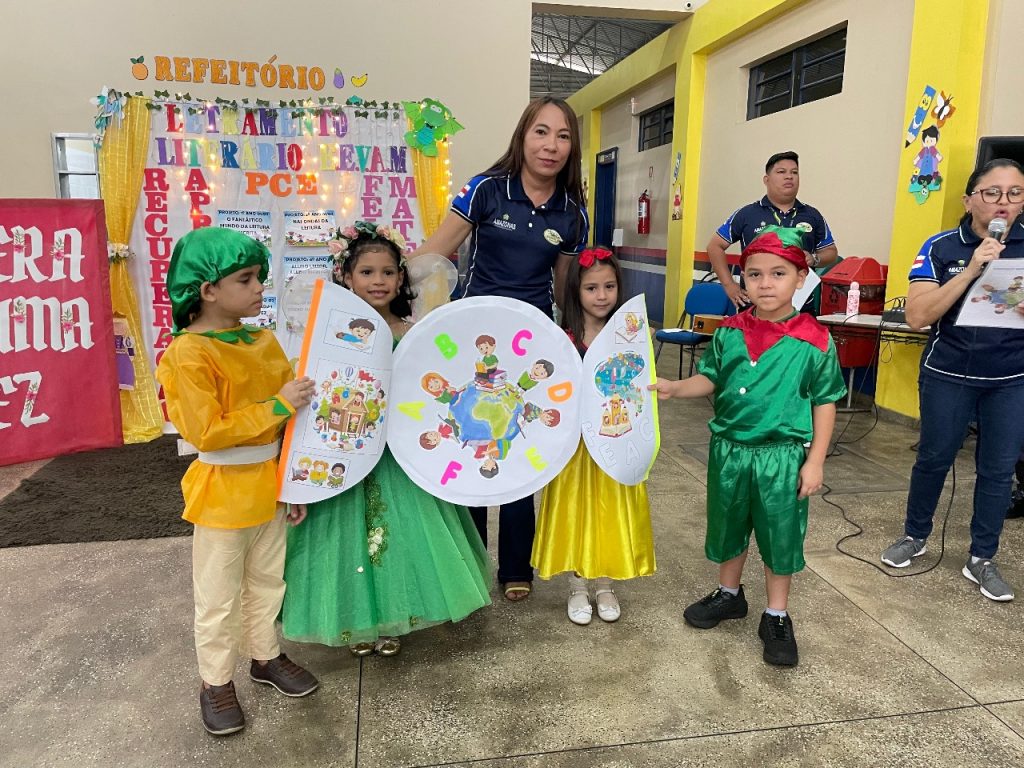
[0,199,123,466]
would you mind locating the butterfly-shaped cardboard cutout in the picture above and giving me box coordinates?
[280,292,661,507]
[278,281,393,504]
[580,294,660,486]
[932,91,956,127]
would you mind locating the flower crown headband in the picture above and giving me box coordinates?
[328,220,409,267]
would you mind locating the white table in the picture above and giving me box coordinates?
[817,313,930,410]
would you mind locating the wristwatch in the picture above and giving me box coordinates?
[810,251,821,267]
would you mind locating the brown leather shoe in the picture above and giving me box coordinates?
[199,681,245,736]
[249,653,319,697]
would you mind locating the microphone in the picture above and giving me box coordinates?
[988,217,1008,241]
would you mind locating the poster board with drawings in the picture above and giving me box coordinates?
[581,294,660,486]
[278,280,393,504]
[956,260,1024,329]
[386,297,583,507]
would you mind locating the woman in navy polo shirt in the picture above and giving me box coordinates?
[414,97,589,602]
[880,159,1024,602]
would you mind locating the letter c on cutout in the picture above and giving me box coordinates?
[511,329,532,356]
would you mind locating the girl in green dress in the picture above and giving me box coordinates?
[281,222,491,657]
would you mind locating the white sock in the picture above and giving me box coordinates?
[971,555,987,565]
[568,572,588,592]
[765,607,788,618]
[719,584,739,596]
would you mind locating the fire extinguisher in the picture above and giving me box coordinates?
[637,189,651,235]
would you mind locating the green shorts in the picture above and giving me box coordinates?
[705,435,808,575]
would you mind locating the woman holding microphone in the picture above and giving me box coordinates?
[880,159,1024,602]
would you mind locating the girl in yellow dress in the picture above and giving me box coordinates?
[531,248,655,625]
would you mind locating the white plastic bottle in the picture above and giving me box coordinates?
[845,281,861,317]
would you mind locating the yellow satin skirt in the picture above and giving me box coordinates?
[532,440,656,580]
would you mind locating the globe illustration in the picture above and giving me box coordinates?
[447,383,526,443]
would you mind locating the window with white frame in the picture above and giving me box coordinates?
[52,134,100,199]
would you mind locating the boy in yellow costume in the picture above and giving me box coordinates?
[157,228,317,736]
[653,226,845,667]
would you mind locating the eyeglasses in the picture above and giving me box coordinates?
[969,187,1024,204]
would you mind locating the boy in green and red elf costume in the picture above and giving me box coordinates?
[652,225,846,667]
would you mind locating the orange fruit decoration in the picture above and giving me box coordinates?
[130,56,149,81]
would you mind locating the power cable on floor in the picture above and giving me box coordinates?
[823,439,958,577]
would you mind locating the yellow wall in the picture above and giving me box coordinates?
[569,0,811,326]
[0,0,530,199]
[571,0,1012,419]
[875,0,991,417]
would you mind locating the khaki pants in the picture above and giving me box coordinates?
[192,508,286,685]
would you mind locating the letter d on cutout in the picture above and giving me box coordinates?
[547,381,573,403]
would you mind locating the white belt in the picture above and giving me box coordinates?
[177,439,281,466]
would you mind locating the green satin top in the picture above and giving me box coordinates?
[698,327,846,445]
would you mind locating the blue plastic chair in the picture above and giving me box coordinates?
[655,281,733,378]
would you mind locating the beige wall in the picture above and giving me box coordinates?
[0,0,530,199]
[697,0,914,262]
[534,0,702,20]
[599,69,676,250]
[979,0,1024,138]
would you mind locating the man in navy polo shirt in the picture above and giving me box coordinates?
[451,172,588,317]
[707,151,839,308]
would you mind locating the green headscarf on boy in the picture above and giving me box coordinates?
[167,228,270,331]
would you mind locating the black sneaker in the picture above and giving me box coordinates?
[199,681,245,736]
[683,586,748,629]
[249,653,319,697]
[758,612,799,667]
[1007,489,1024,520]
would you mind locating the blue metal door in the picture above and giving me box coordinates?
[594,147,617,247]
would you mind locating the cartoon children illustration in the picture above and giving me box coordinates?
[291,456,312,482]
[418,421,457,450]
[309,459,329,486]
[476,335,499,373]
[314,415,328,440]
[972,276,1024,314]
[911,125,943,202]
[522,403,562,427]
[336,318,376,348]
[421,372,461,404]
[327,463,346,489]
[517,359,554,392]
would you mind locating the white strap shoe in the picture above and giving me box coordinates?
[567,589,593,625]
[594,578,620,622]
[567,573,593,625]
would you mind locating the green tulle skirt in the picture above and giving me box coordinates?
[281,448,492,646]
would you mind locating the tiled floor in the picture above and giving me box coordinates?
[2,345,1022,768]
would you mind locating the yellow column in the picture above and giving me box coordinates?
[584,108,601,244]
[876,0,991,417]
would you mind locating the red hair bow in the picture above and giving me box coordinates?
[578,247,613,268]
